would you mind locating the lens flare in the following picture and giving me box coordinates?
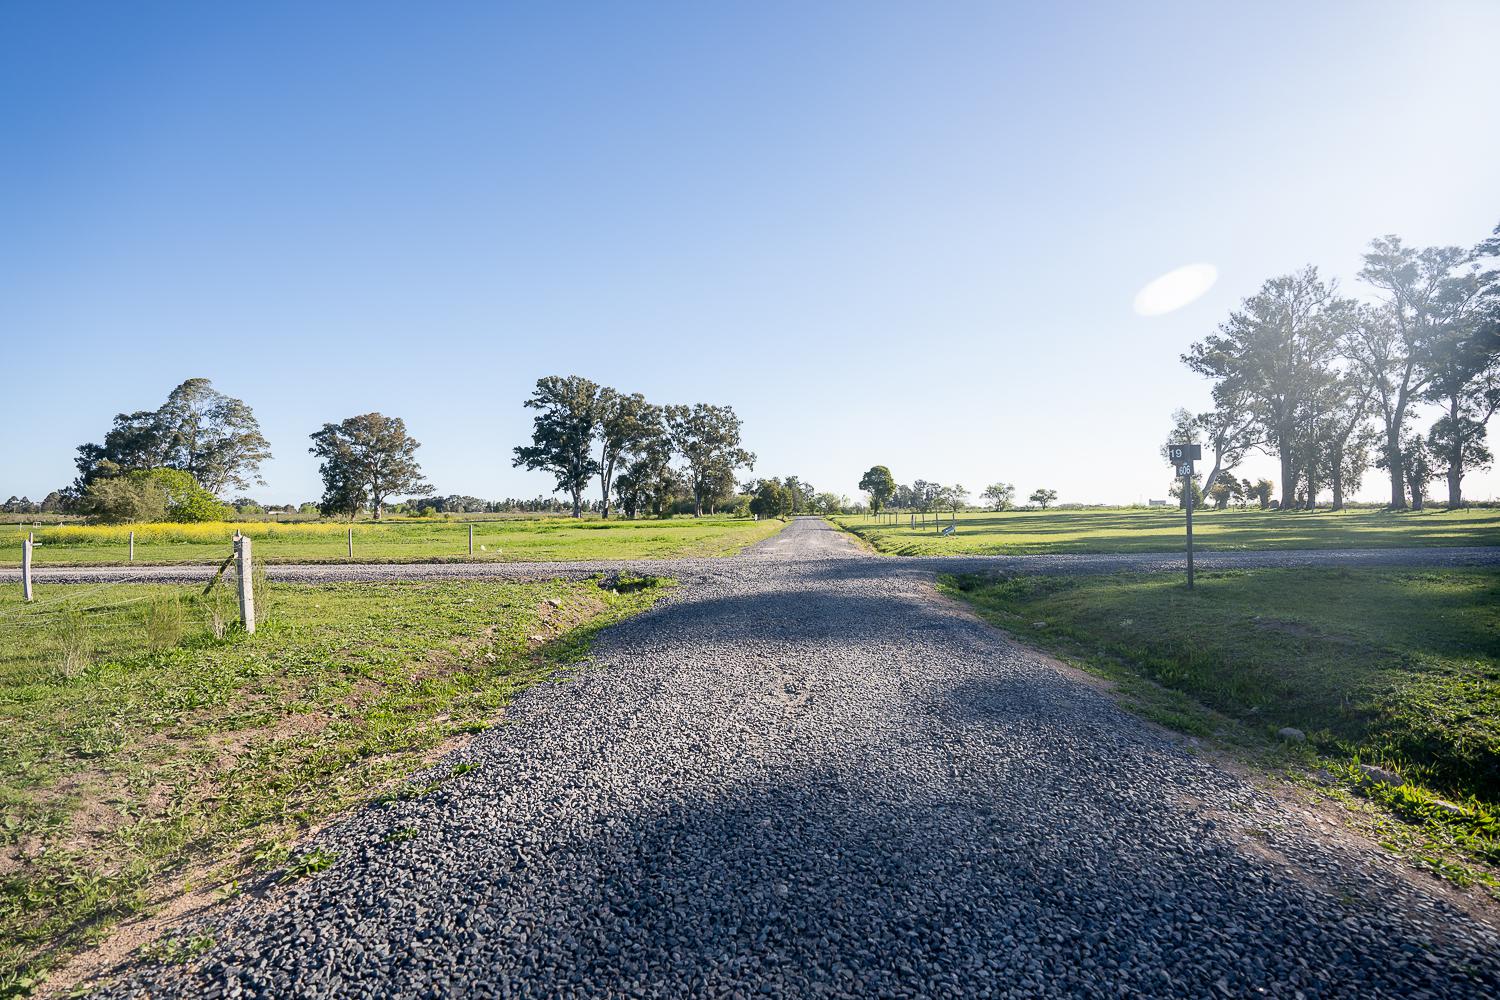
[1133,263,1218,316]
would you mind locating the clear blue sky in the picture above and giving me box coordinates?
[4,1,1498,505]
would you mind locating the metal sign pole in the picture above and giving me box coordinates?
[1185,471,1195,590]
[1168,443,1201,591]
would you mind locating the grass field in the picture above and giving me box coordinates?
[0,516,785,567]
[944,568,1500,877]
[0,577,665,993]
[834,506,1500,555]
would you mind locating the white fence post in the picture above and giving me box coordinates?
[235,535,256,634]
[22,537,33,602]
[468,523,473,556]
[347,526,353,559]
[129,530,135,562]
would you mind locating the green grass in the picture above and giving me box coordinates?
[0,515,785,567]
[942,568,1500,876]
[835,506,1500,555]
[0,576,666,993]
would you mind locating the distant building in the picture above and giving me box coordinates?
[1148,499,1168,507]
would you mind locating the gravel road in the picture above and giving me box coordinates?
[10,540,1499,585]
[93,518,1500,998]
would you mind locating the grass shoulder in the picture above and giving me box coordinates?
[939,567,1500,894]
[0,575,668,995]
[836,506,1500,556]
[0,515,786,567]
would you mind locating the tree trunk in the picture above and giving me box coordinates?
[1278,447,1295,510]
[1384,424,1406,509]
[1447,393,1463,508]
[1330,443,1345,511]
[600,455,615,519]
[571,490,583,518]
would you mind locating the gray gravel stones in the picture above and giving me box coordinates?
[11,541,1500,586]
[91,519,1500,998]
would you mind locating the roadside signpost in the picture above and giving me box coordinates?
[1168,443,1202,589]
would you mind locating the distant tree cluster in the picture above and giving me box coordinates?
[859,477,969,513]
[2,493,66,515]
[741,475,852,519]
[31,373,765,525]
[1176,220,1499,510]
[514,375,756,519]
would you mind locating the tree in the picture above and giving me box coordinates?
[1251,478,1274,509]
[512,376,603,518]
[858,466,897,514]
[309,413,432,521]
[749,480,791,519]
[900,480,942,513]
[74,378,272,495]
[665,404,755,517]
[1404,432,1435,510]
[74,410,172,489]
[81,468,229,523]
[615,432,680,519]
[596,391,661,519]
[153,378,274,494]
[1418,229,1499,506]
[980,482,1016,511]
[1029,488,1058,510]
[1164,403,1259,508]
[1427,415,1492,504]
[1184,268,1349,509]
[812,492,845,515]
[1302,370,1375,511]
[1206,471,1244,510]
[1168,475,1204,509]
[782,475,816,514]
[1356,236,1488,507]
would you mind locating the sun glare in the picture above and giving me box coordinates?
[1133,263,1218,316]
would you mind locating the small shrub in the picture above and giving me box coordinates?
[250,561,272,624]
[50,609,91,679]
[146,594,184,651]
[279,847,338,882]
[139,933,215,965]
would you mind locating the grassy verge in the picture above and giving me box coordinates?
[835,506,1500,555]
[0,576,667,994]
[941,568,1500,886]
[0,516,786,567]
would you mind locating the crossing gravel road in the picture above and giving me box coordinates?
[9,538,1499,586]
[90,518,1500,998]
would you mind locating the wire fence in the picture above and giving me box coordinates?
[860,508,962,533]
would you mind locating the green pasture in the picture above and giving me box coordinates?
[945,567,1500,880]
[0,516,785,567]
[835,506,1500,555]
[0,576,666,992]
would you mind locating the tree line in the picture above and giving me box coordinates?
[856,467,1062,515]
[1174,220,1499,511]
[511,375,756,519]
[37,374,763,523]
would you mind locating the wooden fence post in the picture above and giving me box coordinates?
[468,523,474,556]
[347,526,353,559]
[235,535,256,634]
[22,537,33,602]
